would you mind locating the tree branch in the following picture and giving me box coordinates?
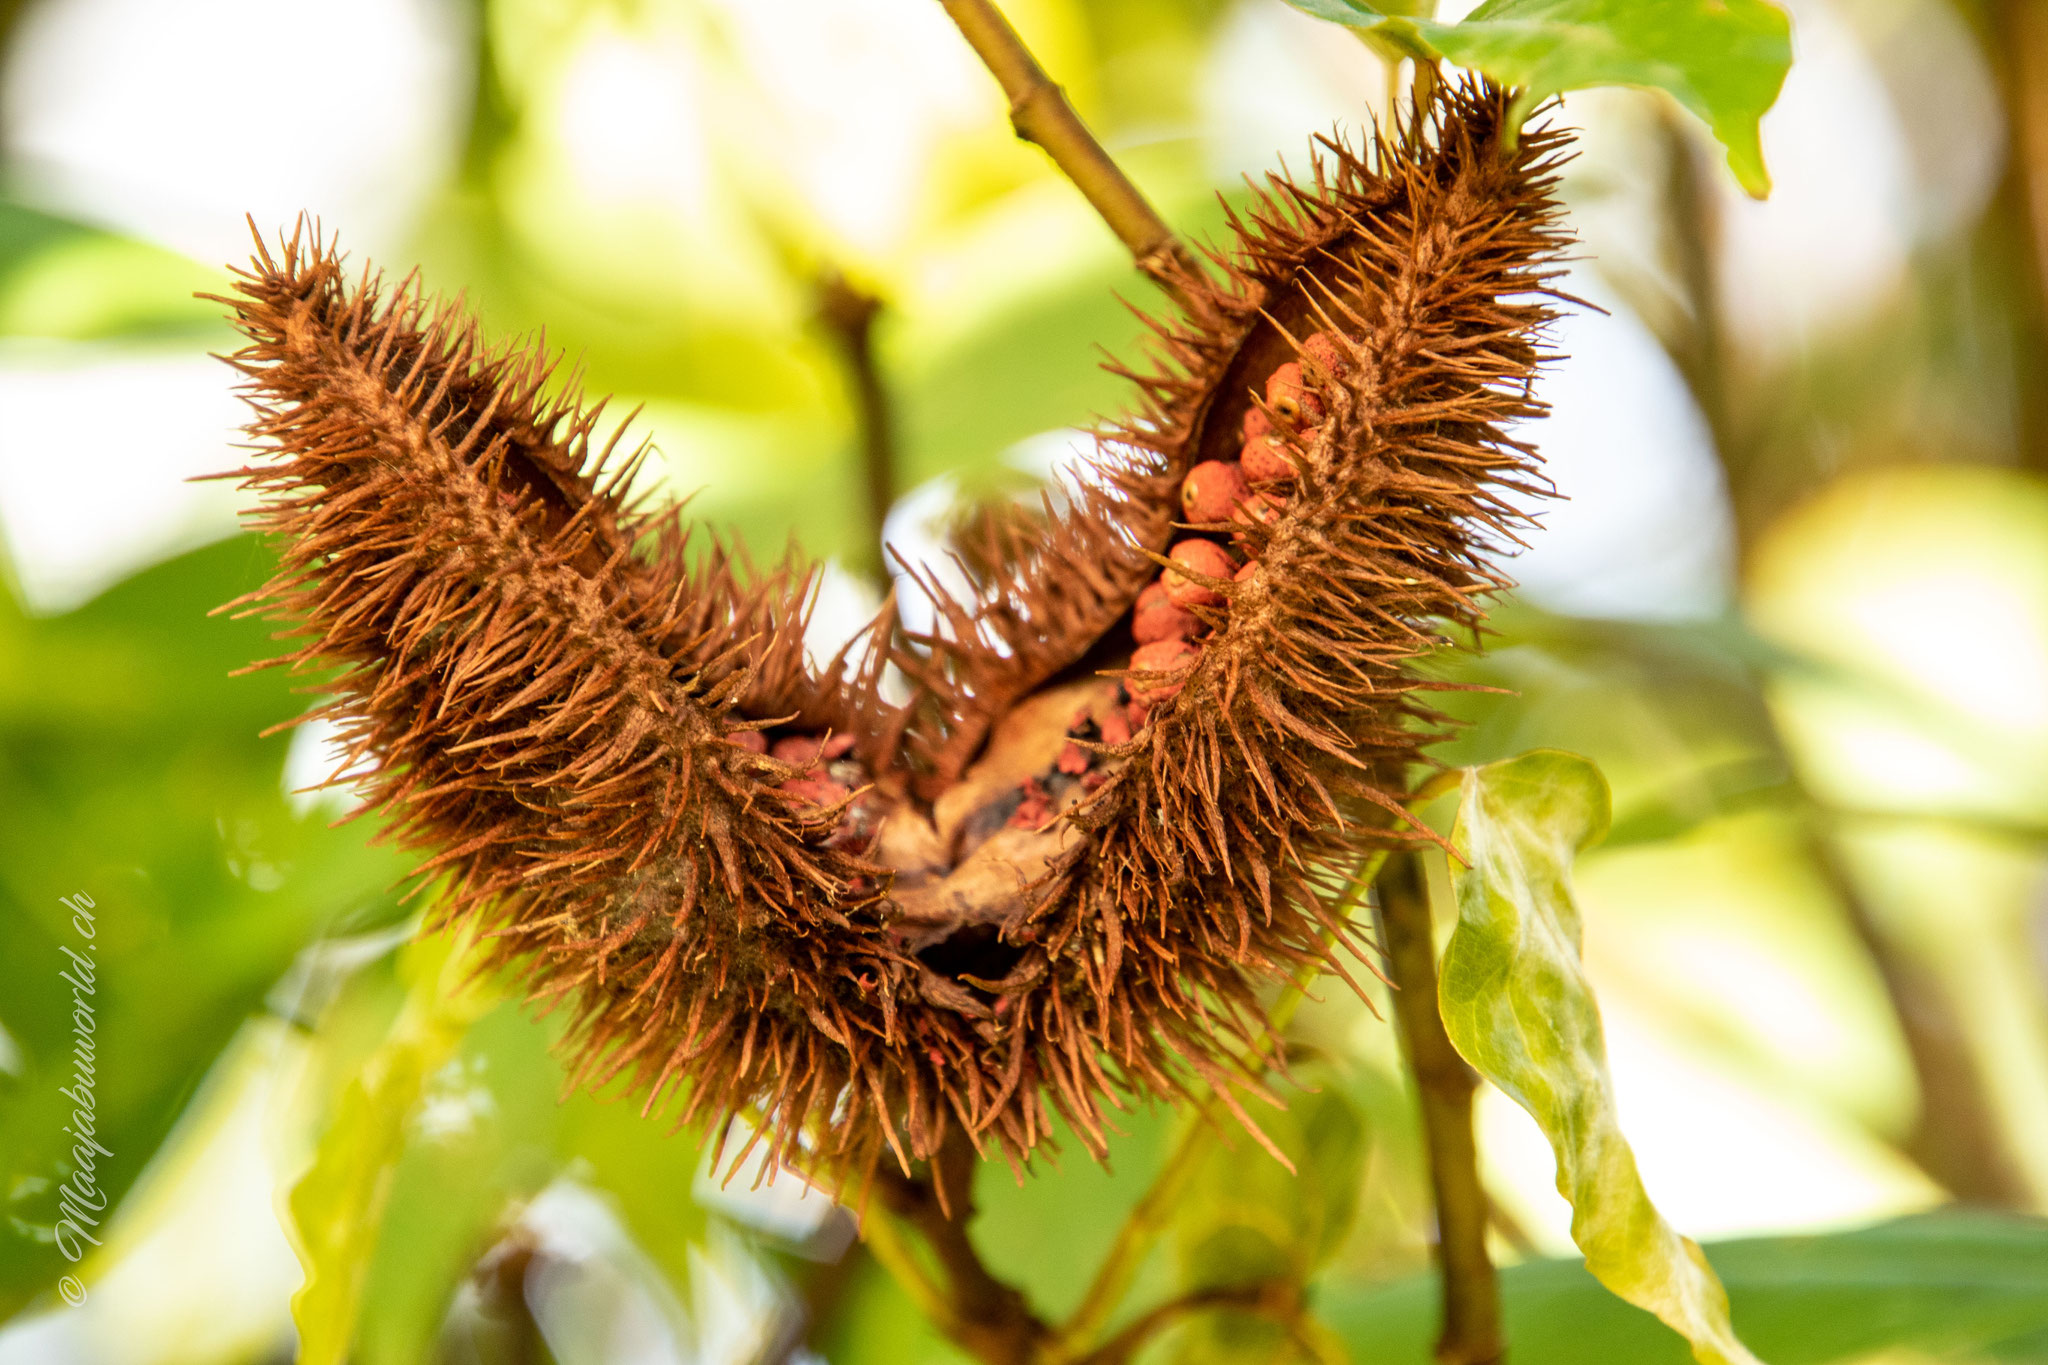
[937,0,1202,288]
[816,270,897,586]
[1375,849,1503,1365]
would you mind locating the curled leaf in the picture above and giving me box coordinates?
[1440,750,1764,1365]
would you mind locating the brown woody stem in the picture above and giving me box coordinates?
[873,1132,1052,1365]
[817,271,897,586]
[1376,849,1503,1365]
[938,0,1201,287]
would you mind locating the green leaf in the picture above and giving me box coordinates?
[1283,0,1793,197]
[285,926,500,1365]
[1324,1210,2048,1364]
[1440,750,1761,1365]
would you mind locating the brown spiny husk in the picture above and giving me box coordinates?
[218,78,1568,1191]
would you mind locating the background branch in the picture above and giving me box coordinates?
[1801,810,2034,1206]
[816,270,897,586]
[1646,105,2033,1209]
[1375,849,1503,1365]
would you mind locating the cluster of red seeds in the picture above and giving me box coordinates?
[729,729,864,809]
[1130,331,1348,703]
[1005,700,1135,830]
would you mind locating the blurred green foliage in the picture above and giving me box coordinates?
[0,0,2044,1362]
[0,539,413,1320]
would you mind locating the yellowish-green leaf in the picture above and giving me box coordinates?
[1283,0,1792,197]
[285,925,500,1365]
[1440,750,1764,1365]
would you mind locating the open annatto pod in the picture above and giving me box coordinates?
[217,77,1568,1191]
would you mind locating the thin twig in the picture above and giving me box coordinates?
[1376,849,1502,1365]
[1057,853,1385,1354]
[817,270,896,586]
[871,1130,1052,1365]
[1057,1097,1218,1349]
[1073,1280,1302,1365]
[937,0,1201,289]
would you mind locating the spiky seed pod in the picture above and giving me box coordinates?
[219,76,1566,1189]
[213,230,938,1184]
[898,78,1566,1153]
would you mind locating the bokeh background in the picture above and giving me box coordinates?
[1,0,2046,1361]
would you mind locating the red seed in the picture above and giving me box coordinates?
[1098,707,1133,746]
[1302,329,1351,376]
[1242,434,1295,483]
[1008,777,1053,829]
[779,776,850,807]
[1133,580,1201,643]
[1242,405,1272,440]
[1266,361,1325,425]
[1234,561,1259,583]
[1180,460,1252,523]
[820,732,857,760]
[1163,539,1235,608]
[1130,638,1200,704]
[1056,741,1092,775]
[727,729,767,753]
[771,734,825,767]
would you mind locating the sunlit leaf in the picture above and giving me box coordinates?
[286,925,500,1365]
[1283,0,1792,197]
[1440,749,1761,1365]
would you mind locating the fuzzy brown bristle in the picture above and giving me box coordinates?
[220,75,1568,1193]
[216,225,946,1182]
